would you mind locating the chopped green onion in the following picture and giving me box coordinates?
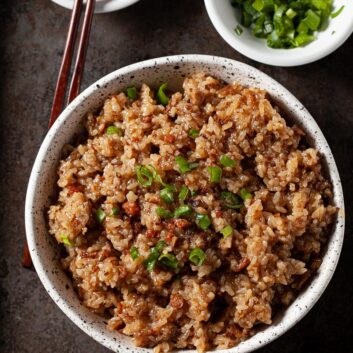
[156,240,166,252]
[239,188,252,200]
[331,5,344,18]
[231,0,334,49]
[157,83,169,106]
[144,240,166,272]
[130,246,139,260]
[294,33,314,46]
[175,156,199,174]
[190,190,198,197]
[144,248,159,272]
[196,214,211,230]
[160,187,175,204]
[189,248,206,266]
[207,166,222,183]
[106,125,123,136]
[156,207,173,219]
[147,164,168,186]
[96,208,106,223]
[126,87,138,100]
[60,234,75,247]
[158,253,178,269]
[188,129,200,138]
[303,9,321,30]
[221,191,243,209]
[286,8,297,19]
[234,24,244,35]
[111,206,119,216]
[220,225,233,237]
[136,165,153,187]
[252,0,263,12]
[220,155,236,167]
[178,185,189,201]
[174,205,192,218]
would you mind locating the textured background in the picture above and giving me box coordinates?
[0,0,352,352]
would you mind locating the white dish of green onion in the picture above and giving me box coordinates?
[205,0,353,66]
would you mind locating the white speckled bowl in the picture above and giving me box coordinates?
[205,0,353,66]
[25,55,345,353]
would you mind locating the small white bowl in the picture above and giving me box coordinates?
[25,55,345,353]
[205,0,353,66]
[51,0,140,14]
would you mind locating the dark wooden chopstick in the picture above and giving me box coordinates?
[67,0,95,104]
[48,0,83,129]
[22,0,96,268]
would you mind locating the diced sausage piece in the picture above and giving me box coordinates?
[165,134,175,144]
[235,257,250,272]
[174,219,192,230]
[67,183,84,194]
[81,251,99,259]
[215,210,223,218]
[122,202,140,216]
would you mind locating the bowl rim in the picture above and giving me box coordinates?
[25,54,345,353]
[204,0,353,66]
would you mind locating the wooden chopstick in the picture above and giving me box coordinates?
[22,0,96,268]
[67,0,96,104]
[48,0,83,129]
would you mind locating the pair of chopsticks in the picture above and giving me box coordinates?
[22,0,96,268]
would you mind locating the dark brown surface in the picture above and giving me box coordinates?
[0,0,352,352]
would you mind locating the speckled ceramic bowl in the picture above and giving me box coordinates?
[25,55,345,353]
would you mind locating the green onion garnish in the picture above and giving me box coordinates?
[220,155,236,168]
[144,240,166,271]
[231,0,334,49]
[144,248,159,271]
[144,241,165,271]
[126,87,138,100]
[136,165,153,187]
[221,191,243,209]
[130,246,139,260]
[304,9,321,30]
[174,205,192,218]
[189,248,206,266]
[96,208,106,223]
[188,129,200,138]
[156,207,173,219]
[286,8,297,19]
[239,188,252,200]
[158,253,178,269]
[155,240,166,252]
[60,234,75,247]
[331,5,344,18]
[234,24,243,35]
[190,190,198,197]
[111,206,119,216]
[220,225,233,237]
[106,125,123,136]
[175,156,199,174]
[160,187,175,204]
[147,164,167,186]
[157,83,169,106]
[207,166,222,183]
[178,185,189,201]
[195,214,211,230]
